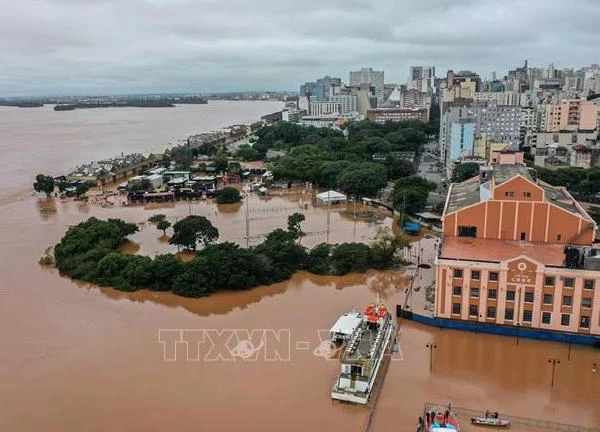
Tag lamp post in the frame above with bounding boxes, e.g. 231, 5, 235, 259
426, 343, 437, 373
548, 357, 560, 388
516, 322, 521, 346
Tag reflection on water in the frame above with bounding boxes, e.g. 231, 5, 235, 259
217, 201, 243, 213
35, 197, 57, 220
84, 269, 404, 318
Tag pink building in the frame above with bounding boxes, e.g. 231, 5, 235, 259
546, 99, 598, 131
436, 164, 600, 337
490, 150, 524, 165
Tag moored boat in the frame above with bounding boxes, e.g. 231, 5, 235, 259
470, 417, 511, 428
425, 406, 460, 432
330, 295, 396, 404
329, 310, 362, 343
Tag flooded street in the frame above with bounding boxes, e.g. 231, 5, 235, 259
0, 106, 599, 432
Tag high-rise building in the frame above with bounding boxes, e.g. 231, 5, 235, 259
545, 99, 598, 131
314, 76, 342, 100
349, 68, 384, 103
449, 120, 476, 161
300, 82, 316, 97
408, 65, 435, 92
329, 95, 357, 114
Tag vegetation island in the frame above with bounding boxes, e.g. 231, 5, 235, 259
50, 214, 410, 298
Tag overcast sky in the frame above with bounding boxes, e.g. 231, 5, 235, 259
1, 0, 598, 96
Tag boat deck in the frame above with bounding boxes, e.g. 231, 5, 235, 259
344, 324, 379, 361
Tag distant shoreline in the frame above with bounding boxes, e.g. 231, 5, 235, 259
53, 102, 177, 111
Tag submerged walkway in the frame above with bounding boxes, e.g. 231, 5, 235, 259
424, 402, 600, 432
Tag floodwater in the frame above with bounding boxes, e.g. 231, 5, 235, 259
0, 100, 283, 203
0, 106, 599, 432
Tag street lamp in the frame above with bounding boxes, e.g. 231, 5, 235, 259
426, 343, 438, 373
548, 357, 561, 388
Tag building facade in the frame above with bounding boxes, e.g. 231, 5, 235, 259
350, 68, 384, 103
449, 121, 476, 161
546, 99, 598, 131
436, 164, 600, 337
366, 107, 428, 124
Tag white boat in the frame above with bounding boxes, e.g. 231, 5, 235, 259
329, 311, 362, 343
470, 417, 511, 428
331, 295, 396, 405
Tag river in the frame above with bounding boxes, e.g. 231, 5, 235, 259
0, 100, 283, 203
0, 103, 598, 431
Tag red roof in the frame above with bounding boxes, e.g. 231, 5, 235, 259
440, 236, 565, 266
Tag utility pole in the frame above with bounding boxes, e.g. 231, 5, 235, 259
426, 343, 437, 373
548, 357, 560, 388
326, 190, 331, 244
400, 192, 406, 228
245, 197, 250, 248
353, 195, 357, 242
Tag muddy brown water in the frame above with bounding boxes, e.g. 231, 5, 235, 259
0, 196, 598, 432
0, 106, 599, 431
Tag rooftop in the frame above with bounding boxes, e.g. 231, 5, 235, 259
445, 164, 589, 219
440, 236, 565, 266
490, 163, 532, 185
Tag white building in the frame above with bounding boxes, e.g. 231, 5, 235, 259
329, 95, 357, 114
473, 91, 520, 106
349, 68, 384, 103
310, 101, 341, 116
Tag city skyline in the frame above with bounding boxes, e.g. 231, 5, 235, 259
1, 0, 599, 96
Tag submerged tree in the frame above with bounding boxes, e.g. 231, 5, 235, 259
33, 174, 55, 196
287, 212, 306, 241
157, 219, 171, 235
169, 215, 219, 251
370, 228, 411, 269
215, 187, 241, 204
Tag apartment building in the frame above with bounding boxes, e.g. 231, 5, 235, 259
546, 99, 598, 131
436, 164, 600, 337
349, 68, 384, 103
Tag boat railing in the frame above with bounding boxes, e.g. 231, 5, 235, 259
424, 402, 600, 432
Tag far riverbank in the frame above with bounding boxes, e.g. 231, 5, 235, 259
0, 100, 284, 205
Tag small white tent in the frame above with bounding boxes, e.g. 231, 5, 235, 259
316, 190, 347, 204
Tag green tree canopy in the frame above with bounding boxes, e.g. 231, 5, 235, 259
157, 219, 171, 235
370, 228, 411, 269
392, 176, 437, 215
212, 150, 229, 173
331, 242, 372, 275
336, 162, 388, 197
452, 162, 480, 183
169, 215, 219, 251
287, 212, 306, 241
215, 187, 242, 204
33, 174, 55, 196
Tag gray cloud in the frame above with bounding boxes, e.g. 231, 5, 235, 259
0, 0, 598, 96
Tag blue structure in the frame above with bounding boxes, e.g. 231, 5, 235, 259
406, 311, 600, 347
449, 120, 475, 161
403, 222, 421, 235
